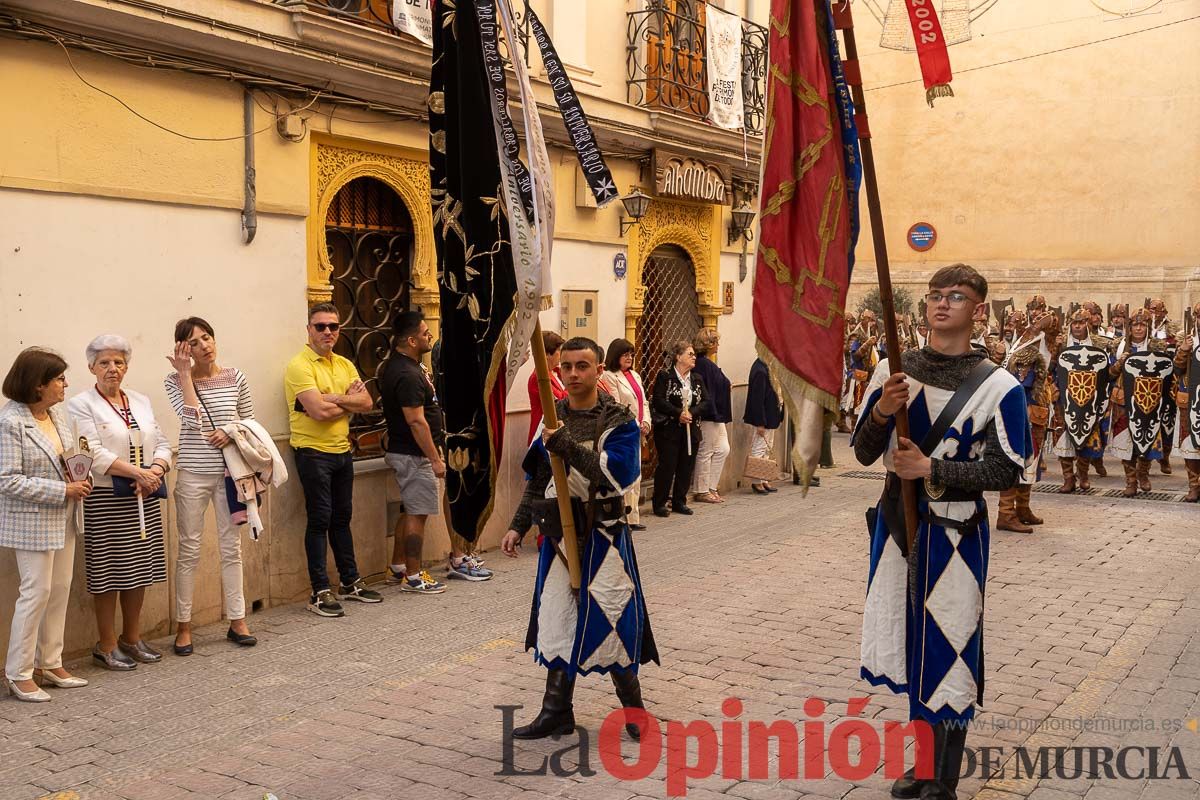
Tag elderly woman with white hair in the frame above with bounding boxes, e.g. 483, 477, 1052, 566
67, 334, 172, 671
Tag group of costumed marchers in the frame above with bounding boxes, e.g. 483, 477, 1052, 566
842, 297, 1199, 525
432, 3, 1200, 800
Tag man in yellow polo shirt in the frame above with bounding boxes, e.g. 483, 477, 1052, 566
285, 302, 382, 617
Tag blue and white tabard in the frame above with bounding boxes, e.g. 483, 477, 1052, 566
523, 413, 658, 676
854, 359, 1031, 723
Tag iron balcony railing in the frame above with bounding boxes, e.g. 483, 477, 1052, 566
626, 0, 768, 135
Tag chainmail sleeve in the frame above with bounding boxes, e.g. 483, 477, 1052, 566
508, 460, 551, 537
854, 414, 892, 466
929, 418, 1022, 492
545, 427, 610, 486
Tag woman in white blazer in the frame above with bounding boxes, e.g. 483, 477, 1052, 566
67, 335, 172, 672
600, 339, 651, 529
1, 347, 92, 702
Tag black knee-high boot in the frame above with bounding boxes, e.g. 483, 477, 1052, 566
919, 722, 968, 800
513, 669, 576, 739
610, 670, 649, 741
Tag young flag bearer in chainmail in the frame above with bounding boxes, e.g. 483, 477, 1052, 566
853, 264, 1033, 800
501, 337, 658, 740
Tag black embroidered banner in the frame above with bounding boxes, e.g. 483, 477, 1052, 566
524, 7, 617, 207
429, 0, 517, 541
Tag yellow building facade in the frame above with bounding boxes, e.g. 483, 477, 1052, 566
0, 0, 1195, 656
0, 0, 770, 655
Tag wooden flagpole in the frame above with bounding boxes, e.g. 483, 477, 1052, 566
837, 2, 920, 552
529, 320, 583, 590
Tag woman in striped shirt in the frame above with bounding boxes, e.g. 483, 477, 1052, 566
164, 317, 257, 655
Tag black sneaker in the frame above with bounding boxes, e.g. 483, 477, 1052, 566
337, 578, 383, 603
308, 589, 345, 618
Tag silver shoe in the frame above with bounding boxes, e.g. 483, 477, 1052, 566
6, 678, 51, 702
118, 639, 162, 664
93, 644, 137, 671
36, 670, 88, 689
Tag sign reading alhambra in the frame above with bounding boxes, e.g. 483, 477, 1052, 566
652, 150, 732, 205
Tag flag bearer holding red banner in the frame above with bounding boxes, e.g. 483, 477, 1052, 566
855, 265, 1032, 800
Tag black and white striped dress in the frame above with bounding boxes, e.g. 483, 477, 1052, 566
82, 418, 167, 594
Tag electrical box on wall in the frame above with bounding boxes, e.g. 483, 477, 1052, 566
560, 290, 599, 341
575, 168, 598, 209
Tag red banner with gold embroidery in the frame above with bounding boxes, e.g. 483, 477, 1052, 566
753, 0, 859, 485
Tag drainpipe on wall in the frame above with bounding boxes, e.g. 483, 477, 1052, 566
241, 88, 258, 245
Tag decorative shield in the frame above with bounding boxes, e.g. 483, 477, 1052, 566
1123, 353, 1175, 458
1160, 370, 1179, 445
1189, 346, 1200, 449
1056, 345, 1110, 448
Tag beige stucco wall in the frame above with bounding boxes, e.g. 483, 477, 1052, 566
842, 0, 1199, 312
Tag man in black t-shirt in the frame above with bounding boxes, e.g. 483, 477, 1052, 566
381, 313, 491, 594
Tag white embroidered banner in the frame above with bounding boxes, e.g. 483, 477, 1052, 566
705, 4, 744, 131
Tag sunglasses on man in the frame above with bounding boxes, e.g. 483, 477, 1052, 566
312, 322, 340, 332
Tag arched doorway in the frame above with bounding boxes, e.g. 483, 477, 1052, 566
324, 175, 415, 457
635, 244, 704, 471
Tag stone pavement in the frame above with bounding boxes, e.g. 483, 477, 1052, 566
2, 436, 1199, 800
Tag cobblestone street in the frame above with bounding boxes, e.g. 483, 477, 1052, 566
2, 437, 1199, 800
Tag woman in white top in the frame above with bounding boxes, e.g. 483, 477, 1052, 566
600, 339, 651, 529
1, 348, 91, 702
164, 316, 257, 655
67, 335, 172, 671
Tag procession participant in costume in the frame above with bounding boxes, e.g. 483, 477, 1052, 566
1082, 302, 1109, 343
855, 265, 1030, 800
1110, 310, 1173, 496
997, 310, 1053, 531
1051, 310, 1119, 493
915, 318, 930, 350
1147, 299, 1180, 474
501, 337, 657, 740
838, 315, 860, 432
1027, 295, 1048, 317
1173, 305, 1199, 502
849, 311, 881, 414
1108, 304, 1129, 341
1082, 305, 1115, 476
1148, 298, 1179, 344
1002, 309, 1027, 351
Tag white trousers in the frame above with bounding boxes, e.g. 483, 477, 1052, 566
5, 520, 77, 682
174, 470, 245, 623
692, 421, 731, 494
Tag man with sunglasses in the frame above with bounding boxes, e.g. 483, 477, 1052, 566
285, 303, 382, 617
853, 264, 1032, 800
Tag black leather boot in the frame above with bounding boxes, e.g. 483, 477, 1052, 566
513, 669, 576, 739
610, 669, 650, 741
919, 722, 968, 800
891, 767, 924, 798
